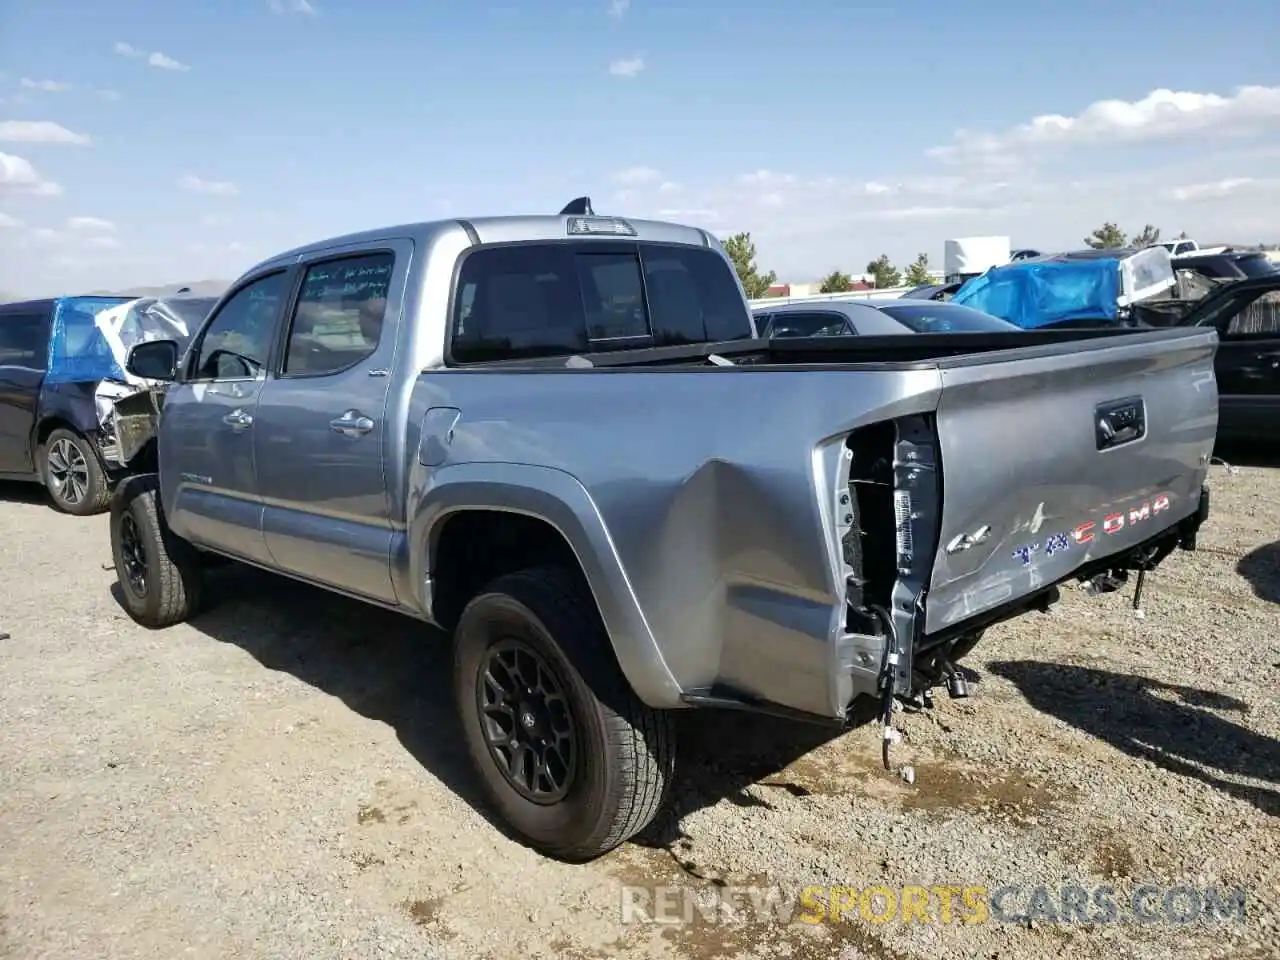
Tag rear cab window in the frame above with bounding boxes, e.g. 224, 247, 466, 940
448, 241, 753, 363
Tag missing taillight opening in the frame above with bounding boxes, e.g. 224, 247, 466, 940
843, 420, 897, 633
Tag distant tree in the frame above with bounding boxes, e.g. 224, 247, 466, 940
865, 254, 902, 289
1084, 222, 1128, 249
903, 253, 932, 287
722, 232, 777, 300
1131, 225, 1162, 248
819, 270, 853, 293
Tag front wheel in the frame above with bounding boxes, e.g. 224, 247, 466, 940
109, 474, 203, 628
41, 427, 110, 515
453, 566, 676, 862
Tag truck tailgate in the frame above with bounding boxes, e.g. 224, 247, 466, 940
925, 327, 1218, 634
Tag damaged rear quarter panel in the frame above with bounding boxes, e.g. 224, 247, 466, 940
414, 364, 942, 718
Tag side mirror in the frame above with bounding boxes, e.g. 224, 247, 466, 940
126, 339, 180, 381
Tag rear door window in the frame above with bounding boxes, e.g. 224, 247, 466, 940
283, 251, 395, 376
449, 242, 752, 363
0, 312, 49, 367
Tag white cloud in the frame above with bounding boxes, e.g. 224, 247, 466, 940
179, 173, 239, 196
860, 205, 988, 222
611, 165, 661, 185
0, 120, 91, 145
115, 41, 190, 71
608, 56, 644, 78
68, 216, 116, 232
148, 52, 190, 71
19, 78, 70, 92
84, 235, 121, 250
608, 0, 630, 17
597, 144, 1280, 280
0, 213, 22, 228
931, 84, 1280, 165
737, 169, 796, 187
0, 152, 61, 196
1165, 177, 1280, 202
268, 0, 317, 13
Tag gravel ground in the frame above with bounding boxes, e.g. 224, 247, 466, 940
1, 457, 1277, 960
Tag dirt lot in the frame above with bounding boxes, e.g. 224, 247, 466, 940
1, 458, 1277, 960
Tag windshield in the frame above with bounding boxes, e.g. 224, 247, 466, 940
1236, 255, 1279, 279
877, 302, 1020, 333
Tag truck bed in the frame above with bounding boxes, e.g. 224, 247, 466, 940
415, 324, 1217, 717
462, 325, 1163, 370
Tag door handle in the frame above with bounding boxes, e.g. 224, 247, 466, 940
222, 408, 253, 430
329, 410, 374, 437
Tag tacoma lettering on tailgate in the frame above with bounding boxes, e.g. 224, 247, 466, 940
1012, 493, 1172, 567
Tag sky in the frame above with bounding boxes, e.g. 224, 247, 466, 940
1, 0, 1279, 296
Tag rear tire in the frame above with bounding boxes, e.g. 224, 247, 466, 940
109, 474, 203, 628
40, 427, 110, 516
453, 565, 675, 862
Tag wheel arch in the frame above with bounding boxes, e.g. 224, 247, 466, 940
406, 462, 683, 709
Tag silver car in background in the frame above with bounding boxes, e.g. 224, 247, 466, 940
753, 297, 1022, 338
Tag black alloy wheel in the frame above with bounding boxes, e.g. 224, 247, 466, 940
476, 637, 578, 804
117, 514, 148, 598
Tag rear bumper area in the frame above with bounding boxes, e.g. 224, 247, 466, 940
677, 484, 1211, 728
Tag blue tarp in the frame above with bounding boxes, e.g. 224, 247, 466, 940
45, 296, 128, 384
950, 258, 1122, 329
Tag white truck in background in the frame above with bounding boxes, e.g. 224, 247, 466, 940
1156, 239, 1229, 258
943, 236, 1012, 283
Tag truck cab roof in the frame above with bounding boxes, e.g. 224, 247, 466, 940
255, 212, 721, 273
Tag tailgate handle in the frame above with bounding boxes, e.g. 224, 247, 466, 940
1095, 396, 1146, 451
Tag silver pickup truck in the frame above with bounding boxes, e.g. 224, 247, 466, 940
108, 199, 1217, 862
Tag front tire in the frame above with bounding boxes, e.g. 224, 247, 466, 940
109, 474, 203, 628
41, 427, 110, 516
453, 566, 675, 862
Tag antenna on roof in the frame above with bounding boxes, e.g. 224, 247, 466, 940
559, 196, 594, 216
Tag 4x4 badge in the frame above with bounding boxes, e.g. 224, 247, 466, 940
945, 524, 992, 554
